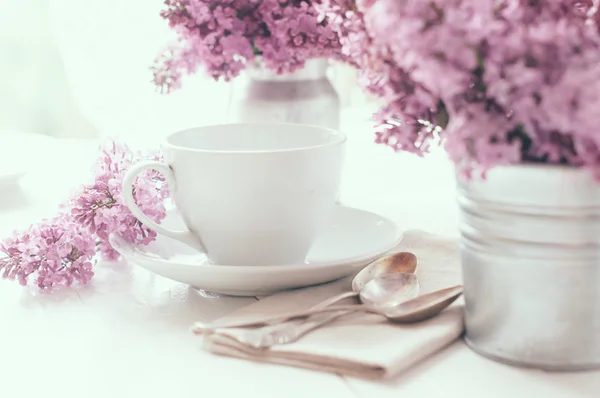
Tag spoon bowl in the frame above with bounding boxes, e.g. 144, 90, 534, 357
359, 273, 421, 307
384, 284, 464, 323
351, 252, 418, 293
315, 251, 419, 307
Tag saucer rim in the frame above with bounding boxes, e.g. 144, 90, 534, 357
109, 204, 402, 271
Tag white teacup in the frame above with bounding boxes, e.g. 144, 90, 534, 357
122, 123, 346, 266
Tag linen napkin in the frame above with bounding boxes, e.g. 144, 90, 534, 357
199, 230, 464, 380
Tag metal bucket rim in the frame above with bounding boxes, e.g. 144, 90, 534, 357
457, 163, 600, 208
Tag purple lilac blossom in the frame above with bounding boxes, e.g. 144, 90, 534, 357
151, 0, 347, 93
322, 0, 600, 177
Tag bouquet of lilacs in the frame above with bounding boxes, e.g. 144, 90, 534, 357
152, 0, 347, 93
319, 0, 600, 177
0, 141, 170, 290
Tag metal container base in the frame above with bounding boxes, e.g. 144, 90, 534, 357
465, 338, 600, 372
458, 164, 600, 369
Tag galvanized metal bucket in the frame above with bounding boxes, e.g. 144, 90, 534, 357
457, 164, 600, 370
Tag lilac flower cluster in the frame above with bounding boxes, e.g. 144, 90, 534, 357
323, 0, 600, 177
151, 0, 346, 93
314, 1, 395, 98
0, 217, 96, 289
0, 141, 169, 290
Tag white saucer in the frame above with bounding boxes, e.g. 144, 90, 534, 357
109, 205, 402, 296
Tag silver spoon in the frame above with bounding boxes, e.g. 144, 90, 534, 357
228, 282, 464, 344
191, 252, 418, 335
283, 282, 463, 322
240, 272, 420, 348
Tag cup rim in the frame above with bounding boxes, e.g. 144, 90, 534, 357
163, 122, 347, 154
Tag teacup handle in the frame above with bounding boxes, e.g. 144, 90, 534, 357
121, 160, 206, 253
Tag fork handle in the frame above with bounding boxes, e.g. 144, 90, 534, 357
241, 309, 355, 348
238, 291, 358, 348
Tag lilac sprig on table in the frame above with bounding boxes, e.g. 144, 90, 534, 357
0, 141, 169, 290
322, 0, 600, 177
0, 217, 97, 289
151, 0, 346, 93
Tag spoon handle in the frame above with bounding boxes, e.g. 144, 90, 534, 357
239, 309, 355, 348
311, 290, 359, 309
191, 291, 358, 334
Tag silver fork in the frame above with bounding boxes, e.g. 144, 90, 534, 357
237, 291, 359, 348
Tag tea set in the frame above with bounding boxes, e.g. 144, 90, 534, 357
110, 121, 464, 342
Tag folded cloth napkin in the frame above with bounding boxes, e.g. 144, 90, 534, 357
199, 230, 464, 380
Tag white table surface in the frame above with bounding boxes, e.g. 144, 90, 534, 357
1, 117, 599, 398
